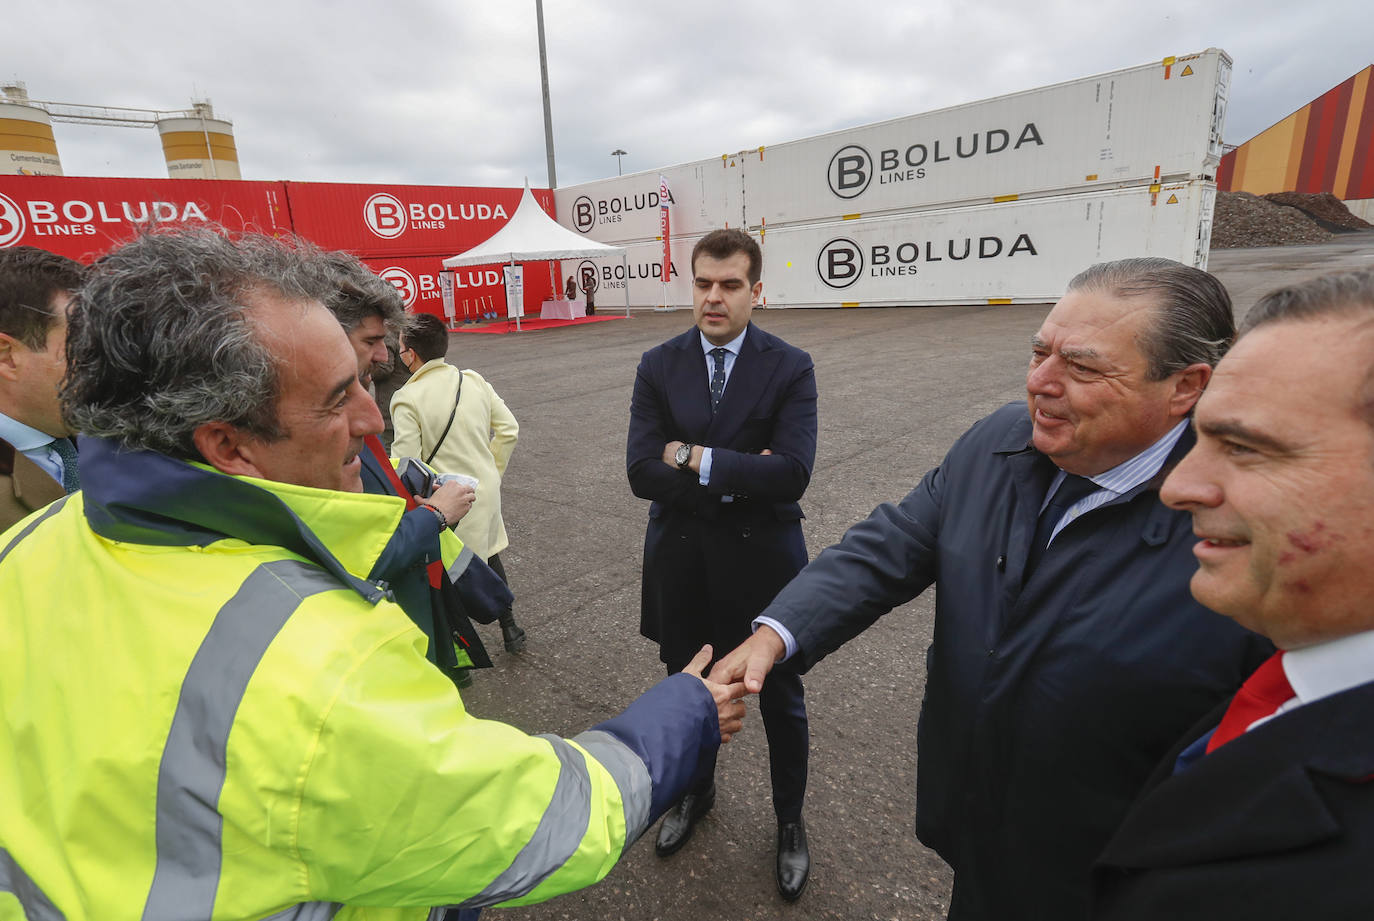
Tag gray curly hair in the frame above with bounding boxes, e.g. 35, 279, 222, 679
62, 227, 336, 460
321, 250, 409, 334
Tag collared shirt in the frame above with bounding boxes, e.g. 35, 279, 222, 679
758, 417, 1190, 662
1040, 418, 1189, 545
1174, 629, 1374, 774
697, 327, 747, 488
1262, 630, 1374, 727
0, 410, 64, 485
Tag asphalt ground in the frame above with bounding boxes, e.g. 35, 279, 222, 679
403, 234, 1374, 921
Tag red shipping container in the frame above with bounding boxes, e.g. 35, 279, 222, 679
285, 182, 555, 259
360, 254, 557, 321
0, 176, 291, 261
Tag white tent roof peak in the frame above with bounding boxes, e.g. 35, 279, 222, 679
442, 182, 624, 268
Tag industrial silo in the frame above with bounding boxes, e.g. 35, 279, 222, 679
0, 84, 63, 176
156, 102, 240, 179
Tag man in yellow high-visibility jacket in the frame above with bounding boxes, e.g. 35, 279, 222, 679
0, 228, 744, 921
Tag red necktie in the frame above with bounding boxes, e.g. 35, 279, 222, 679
1206, 652, 1294, 753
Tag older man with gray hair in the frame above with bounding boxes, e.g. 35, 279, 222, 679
712, 257, 1273, 921
0, 228, 744, 921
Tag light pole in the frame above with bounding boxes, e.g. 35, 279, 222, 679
535, 0, 557, 188
611, 148, 627, 176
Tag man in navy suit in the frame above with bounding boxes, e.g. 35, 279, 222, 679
1092, 268, 1374, 920
627, 228, 817, 901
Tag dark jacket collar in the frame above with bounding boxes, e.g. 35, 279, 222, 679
1100, 679, 1374, 869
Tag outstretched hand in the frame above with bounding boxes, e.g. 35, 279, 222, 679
682, 645, 747, 743
707, 626, 785, 695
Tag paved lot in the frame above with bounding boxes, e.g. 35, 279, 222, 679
419, 235, 1373, 921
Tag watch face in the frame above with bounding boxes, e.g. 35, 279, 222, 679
676, 444, 691, 467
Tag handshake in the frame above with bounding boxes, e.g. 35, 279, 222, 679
681, 626, 788, 743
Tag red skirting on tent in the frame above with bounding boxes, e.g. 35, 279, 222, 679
454, 315, 626, 334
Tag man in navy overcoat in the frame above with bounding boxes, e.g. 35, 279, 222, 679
627, 228, 817, 902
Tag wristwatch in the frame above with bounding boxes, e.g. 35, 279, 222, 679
675, 443, 695, 470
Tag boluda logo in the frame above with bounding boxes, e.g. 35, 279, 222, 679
380, 267, 418, 307
819, 233, 1038, 287
827, 147, 873, 200
1, 197, 209, 243
0, 193, 26, 247
365, 194, 407, 239
382, 266, 502, 307
817, 238, 863, 289
571, 188, 674, 234
364, 193, 510, 239
827, 123, 1046, 199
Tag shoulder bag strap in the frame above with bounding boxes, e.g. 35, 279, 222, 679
424, 370, 463, 466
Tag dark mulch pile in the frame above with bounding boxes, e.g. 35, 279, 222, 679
1210, 192, 1333, 248
1263, 191, 1374, 231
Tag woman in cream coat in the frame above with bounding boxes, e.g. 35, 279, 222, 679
391, 313, 527, 652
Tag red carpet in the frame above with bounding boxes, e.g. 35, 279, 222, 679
454, 314, 626, 334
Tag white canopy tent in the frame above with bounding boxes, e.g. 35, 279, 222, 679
442, 182, 628, 329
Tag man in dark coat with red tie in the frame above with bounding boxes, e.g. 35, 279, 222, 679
627, 228, 817, 901
710, 258, 1274, 921
1092, 268, 1374, 920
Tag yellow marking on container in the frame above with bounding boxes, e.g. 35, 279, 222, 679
1162, 56, 1177, 66
987, 298, 1013, 305
1166, 193, 1179, 204
842, 213, 862, 220
1181, 65, 1194, 77
786, 261, 793, 268
841, 302, 860, 308
1085, 174, 1098, 181
1149, 183, 1162, 194
993, 194, 1019, 203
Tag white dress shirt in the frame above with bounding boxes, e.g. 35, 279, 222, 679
0, 410, 65, 485
696, 327, 747, 488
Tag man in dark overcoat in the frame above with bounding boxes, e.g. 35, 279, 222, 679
627, 228, 817, 901
712, 258, 1274, 920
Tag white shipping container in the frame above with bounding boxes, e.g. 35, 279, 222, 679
760, 182, 1215, 308
558, 236, 698, 309
553, 157, 744, 246
743, 49, 1230, 230
567, 182, 1213, 309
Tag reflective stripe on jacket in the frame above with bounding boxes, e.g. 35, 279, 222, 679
0, 438, 717, 921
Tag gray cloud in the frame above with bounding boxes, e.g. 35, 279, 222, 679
6, 0, 1368, 188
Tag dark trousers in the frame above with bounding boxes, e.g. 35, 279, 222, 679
667, 650, 808, 822
650, 512, 809, 822
487, 553, 513, 620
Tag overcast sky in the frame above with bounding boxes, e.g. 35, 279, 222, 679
5, 1, 1369, 189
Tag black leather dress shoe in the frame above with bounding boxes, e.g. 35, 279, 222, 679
776, 818, 810, 902
654, 785, 716, 857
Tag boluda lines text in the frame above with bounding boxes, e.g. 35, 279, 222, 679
15, 198, 210, 239
828, 123, 1046, 199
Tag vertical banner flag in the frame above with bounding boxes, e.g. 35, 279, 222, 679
659, 174, 671, 283
439, 270, 456, 320
503, 265, 525, 318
